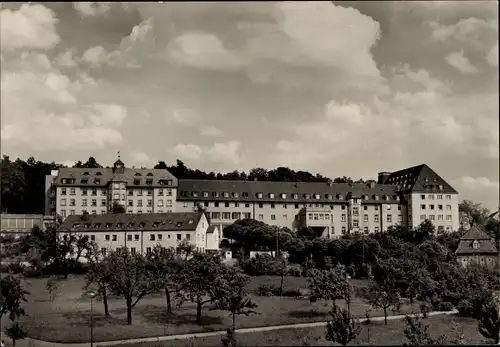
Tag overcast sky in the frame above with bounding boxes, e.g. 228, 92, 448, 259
1, 2, 498, 210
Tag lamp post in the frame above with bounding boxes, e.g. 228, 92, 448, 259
89, 292, 95, 347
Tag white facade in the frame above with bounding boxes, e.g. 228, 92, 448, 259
409, 192, 459, 232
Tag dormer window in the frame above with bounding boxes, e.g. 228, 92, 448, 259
134, 179, 140, 185
139, 222, 146, 228
93, 223, 101, 228
94, 179, 101, 184
257, 193, 263, 198
104, 223, 112, 228
202, 192, 209, 197
314, 194, 320, 199
223, 192, 229, 198
146, 179, 153, 185
438, 184, 443, 190
83, 223, 90, 228
363, 195, 369, 200
242, 192, 249, 198
326, 194, 333, 200
116, 223, 123, 228
373, 195, 379, 200
72, 223, 80, 228
280, 193, 287, 199
83, 172, 90, 176
96, 172, 102, 176
292, 194, 298, 199
473, 240, 480, 250
176, 222, 183, 227
147, 173, 153, 176
269, 193, 275, 199
134, 173, 141, 176
304, 194, 310, 199
233, 192, 239, 198
337, 194, 343, 200
394, 195, 399, 201
152, 222, 160, 228
127, 222, 134, 227
192, 192, 198, 198
212, 192, 219, 197
81, 179, 88, 184
188, 220, 193, 224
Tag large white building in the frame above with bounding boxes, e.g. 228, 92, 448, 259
46, 159, 460, 238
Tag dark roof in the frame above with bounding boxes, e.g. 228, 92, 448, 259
207, 225, 216, 234
455, 226, 499, 255
384, 164, 458, 194
58, 212, 203, 232
176, 180, 402, 204
54, 168, 178, 188
488, 210, 499, 220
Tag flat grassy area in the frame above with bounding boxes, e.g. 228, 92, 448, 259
6, 275, 421, 343
110, 315, 490, 346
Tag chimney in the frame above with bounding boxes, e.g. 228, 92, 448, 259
377, 172, 391, 184
368, 181, 375, 188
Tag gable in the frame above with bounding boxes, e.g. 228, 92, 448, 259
386, 164, 457, 194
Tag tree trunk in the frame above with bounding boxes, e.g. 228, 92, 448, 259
165, 287, 172, 313
196, 301, 202, 324
384, 308, 388, 325
126, 298, 133, 325
102, 285, 110, 316
12, 338, 16, 346
232, 312, 236, 331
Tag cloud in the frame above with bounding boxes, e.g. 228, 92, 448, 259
81, 46, 112, 66
73, 2, 111, 17
87, 104, 128, 126
445, 50, 479, 74
487, 43, 498, 68
55, 50, 78, 67
428, 17, 496, 42
167, 32, 246, 71
208, 141, 241, 165
130, 151, 151, 164
0, 4, 60, 51
199, 125, 223, 137
168, 144, 203, 161
453, 176, 499, 212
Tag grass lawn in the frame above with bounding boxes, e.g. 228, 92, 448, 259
109, 315, 491, 346
6, 275, 420, 343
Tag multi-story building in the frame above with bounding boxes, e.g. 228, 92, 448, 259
0, 214, 55, 239
46, 158, 178, 218
58, 212, 219, 256
47, 159, 459, 237
455, 225, 499, 267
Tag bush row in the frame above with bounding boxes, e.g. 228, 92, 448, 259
256, 284, 303, 297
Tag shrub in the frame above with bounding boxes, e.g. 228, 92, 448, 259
6, 262, 25, 274
436, 301, 455, 311
257, 284, 278, 296
286, 263, 303, 277
240, 254, 280, 276
281, 289, 302, 297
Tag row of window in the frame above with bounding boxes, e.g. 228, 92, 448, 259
60, 178, 174, 186
101, 233, 192, 241
182, 191, 400, 201
128, 199, 173, 207
307, 213, 402, 223
99, 245, 201, 257
420, 215, 453, 221
420, 204, 452, 210
60, 188, 173, 196
211, 212, 252, 220
420, 194, 451, 200
189, 201, 400, 210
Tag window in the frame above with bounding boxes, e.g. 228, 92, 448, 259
420, 195, 425, 200
101, 248, 107, 256
374, 206, 379, 211
446, 205, 452, 210
90, 235, 95, 241
353, 207, 359, 216
364, 215, 368, 222
211, 212, 220, 219
167, 189, 172, 196
105, 235, 110, 241
70, 188, 76, 195
341, 226, 346, 234
138, 200, 143, 207
60, 210, 66, 217
270, 214, 276, 221
421, 215, 426, 221
91, 199, 97, 206
438, 204, 443, 210
375, 226, 379, 232
258, 203, 263, 208
374, 215, 379, 222
100, 199, 106, 206
245, 203, 250, 208
364, 227, 369, 234
158, 200, 164, 207
341, 214, 346, 222
186, 234, 190, 240
437, 226, 444, 232
473, 240, 479, 249
446, 215, 452, 221
257, 193, 263, 198
61, 188, 67, 195
280, 193, 287, 199
70, 210, 76, 215
244, 212, 252, 218
430, 204, 435, 210
387, 215, 392, 222
437, 195, 442, 200
269, 193, 275, 199
232, 212, 241, 220
341, 205, 346, 210
271, 203, 275, 209
146, 247, 151, 255
314, 214, 319, 220
363, 206, 368, 211
429, 215, 435, 220
166, 200, 172, 207
438, 215, 443, 221
147, 200, 153, 207
421, 204, 426, 209
398, 215, 402, 222
283, 214, 287, 220
225, 202, 230, 208
150, 234, 155, 241
222, 212, 231, 220
130, 248, 136, 255
112, 235, 117, 241
60, 199, 67, 206
82, 199, 88, 206
158, 234, 162, 240
214, 202, 219, 207
446, 195, 451, 200
428, 194, 434, 200
70, 199, 75, 206
258, 214, 264, 220
308, 213, 313, 220
353, 220, 359, 227
295, 203, 299, 209
177, 234, 181, 240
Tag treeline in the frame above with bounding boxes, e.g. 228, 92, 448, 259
0, 155, 363, 215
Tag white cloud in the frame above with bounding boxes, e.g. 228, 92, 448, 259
445, 50, 479, 74
0, 4, 60, 51
167, 32, 246, 71
454, 176, 500, 212
81, 46, 111, 66
199, 125, 223, 137
73, 2, 111, 17
428, 17, 496, 42
130, 151, 151, 164
208, 141, 242, 165
458, 176, 500, 190
87, 104, 127, 126
486, 43, 498, 68
168, 144, 203, 161
56, 50, 78, 67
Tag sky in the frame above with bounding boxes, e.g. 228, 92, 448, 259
1, 1, 499, 211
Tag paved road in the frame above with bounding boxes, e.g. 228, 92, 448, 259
11, 309, 458, 347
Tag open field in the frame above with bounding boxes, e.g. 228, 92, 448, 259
1, 274, 426, 343
109, 315, 490, 347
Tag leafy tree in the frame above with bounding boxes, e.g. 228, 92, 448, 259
459, 200, 490, 230
478, 296, 500, 344
357, 282, 401, 325
176, 239, 195, 260
5, 322, 27, 346
106, 247, 159, 324
0, 275, 29, 321
146, 245, 184, 313
45, 276, 59, 302
83, 244, 112, 316
403, 314, 434, 346
111, 201, 126, 214
325, 305, 362, 346
308, 265, 350, 309
175, 252, 225, 324
0, 155, 27, 213
212, 267, 258, 330
221, 328, 237, 347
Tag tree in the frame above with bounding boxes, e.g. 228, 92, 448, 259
83, 244, 112, 316
212, 267, 258, 330
5, 322, 27, 346
45, 276, 59, 302
459, 200, 490, 230
0, 275, 29, 321
176, 239, 195, 260
111, 201, 126, 214
357, 282, 401, 325
308, 265, 350, 309
106, 247, 159, 325
146, 245, 184, 313
478, 296, 500, 344
325, 305, 362, 346
403, 314, 434, 346
176, 252, 225, 324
